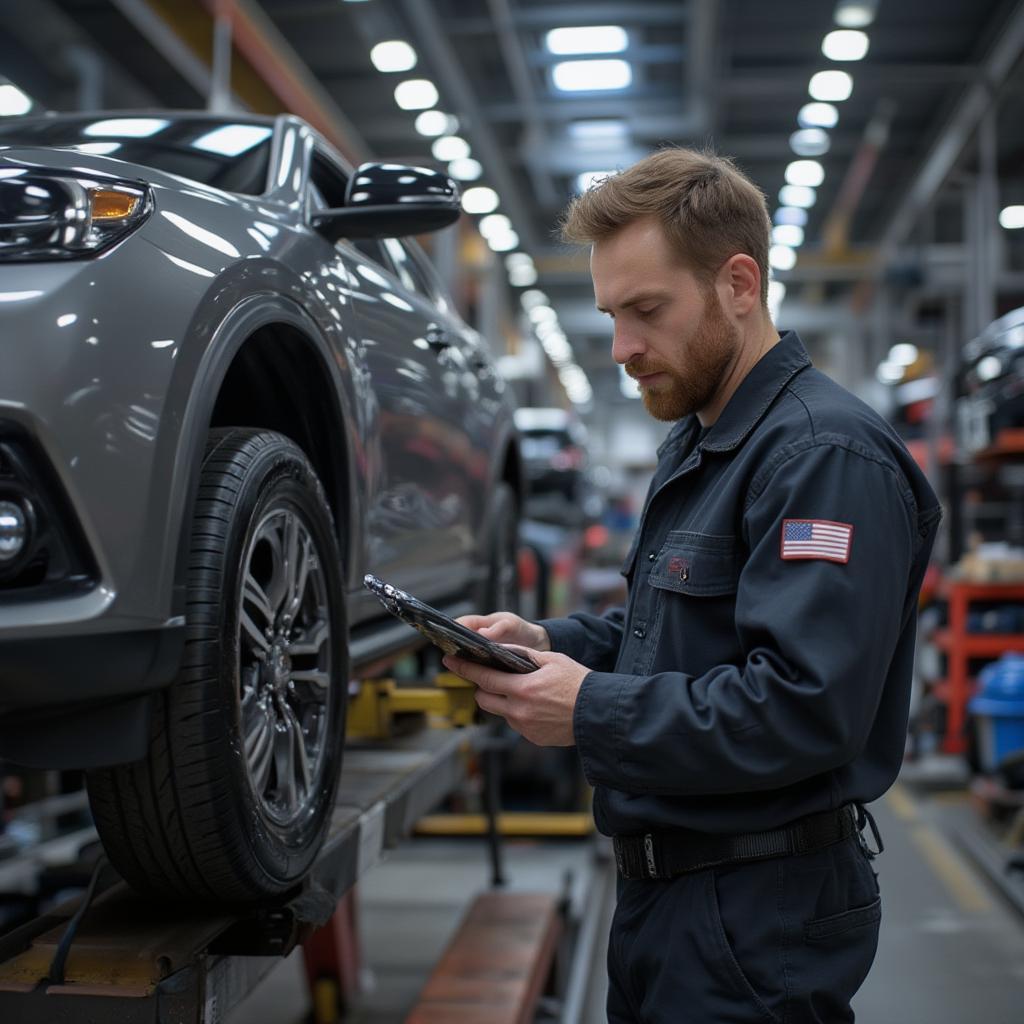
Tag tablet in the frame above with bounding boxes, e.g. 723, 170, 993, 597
363, 574, 539, 673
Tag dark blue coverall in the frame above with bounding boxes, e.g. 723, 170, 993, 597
539, 332, 941, 1023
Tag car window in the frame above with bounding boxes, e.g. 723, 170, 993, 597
381, 237, 432, 298
402, 239, 455, 317
0, 116, 273, 195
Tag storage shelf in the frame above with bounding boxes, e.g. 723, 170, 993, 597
932, 630, 1024, 656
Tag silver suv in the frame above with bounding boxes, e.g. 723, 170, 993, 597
0, 112, 522, 903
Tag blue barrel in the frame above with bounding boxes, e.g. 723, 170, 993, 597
969, 653, 1024, 772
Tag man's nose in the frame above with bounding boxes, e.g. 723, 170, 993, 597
611, 322, 644, 366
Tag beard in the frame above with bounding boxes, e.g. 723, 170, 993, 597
626, 288, 739, 422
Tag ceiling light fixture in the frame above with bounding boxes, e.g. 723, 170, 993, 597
779, 185, 817, 208
488, 231, 519, 253
462, 186, 500, 214
431, 135, 470, 161
479, 213, 512, 239
775, 206, 808, 227
415, 110, 457, 136
772, 224, 805, 247
568, 119, 628, 141
822, 29, 870, 61
521, 289, 549, 310
834, 1, 877, 28
448, 158, 482, 181
576, 170, 616, 193
769, 245, 797, 271
785, 160, 825, 187
809, 70, 853, 101
394, 79, 439, 110
889, 343, 919, 366
790, 128, 830, 157
509, 264, 538, 287
370, 40, 418, 73
545, 25, 628, 55
552, 59, 632, 92
999, 205, 1024, 229
798, 102, 839, 128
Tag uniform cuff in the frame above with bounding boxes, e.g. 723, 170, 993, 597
572, 670, 630, 789
537, 616, 591, 661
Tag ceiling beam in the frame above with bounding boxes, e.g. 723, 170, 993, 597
399, 0, 540, 251
447, 3, 688, 33
877, 0, 1024, 264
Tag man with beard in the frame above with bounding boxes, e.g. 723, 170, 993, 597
446, 149, 941, 1022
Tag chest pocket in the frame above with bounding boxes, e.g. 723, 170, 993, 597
648, 531, 740, 596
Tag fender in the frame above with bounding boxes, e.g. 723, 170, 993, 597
155, 293, 364, 619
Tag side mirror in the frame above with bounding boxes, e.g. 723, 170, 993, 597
313, 162, 461, 240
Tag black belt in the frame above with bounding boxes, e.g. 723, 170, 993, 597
613, 805, 866, 880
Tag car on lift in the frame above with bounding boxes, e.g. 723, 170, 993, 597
0, 111, 522, 904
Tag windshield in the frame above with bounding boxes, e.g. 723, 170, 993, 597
0, 116, 274, 196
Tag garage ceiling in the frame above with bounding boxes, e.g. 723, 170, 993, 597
3, 0, 1024, 407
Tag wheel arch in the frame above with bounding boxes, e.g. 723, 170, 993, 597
163, 297, 361, 619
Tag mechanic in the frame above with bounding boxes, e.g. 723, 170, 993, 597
447, 148, 941, 1023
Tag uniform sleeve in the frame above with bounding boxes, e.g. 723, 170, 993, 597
572, 441, 919, 795
538, 607, 625, 672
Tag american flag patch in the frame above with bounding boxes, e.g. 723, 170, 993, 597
780, 519, 853, 564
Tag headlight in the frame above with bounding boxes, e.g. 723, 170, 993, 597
0, 171, 151, 261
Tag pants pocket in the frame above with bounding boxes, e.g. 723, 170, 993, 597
707, 869, 784, 1024
804, 896, 881, 942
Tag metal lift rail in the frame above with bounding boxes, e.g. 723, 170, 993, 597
0, 725, 478, 1024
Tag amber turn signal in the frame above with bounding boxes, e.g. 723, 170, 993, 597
90, 189, 139, 220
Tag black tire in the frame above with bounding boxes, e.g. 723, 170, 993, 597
482, 482, 520, 615
87, 429, 347, 905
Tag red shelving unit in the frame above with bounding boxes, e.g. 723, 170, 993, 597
933, 579, 1024, 753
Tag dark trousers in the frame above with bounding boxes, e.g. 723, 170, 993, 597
607, 835, 881, 1023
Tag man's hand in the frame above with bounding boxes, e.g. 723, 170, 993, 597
456, 612, 551, 651
441, 649, 588, 746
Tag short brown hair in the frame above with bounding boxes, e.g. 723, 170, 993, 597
560, 148, 772, 305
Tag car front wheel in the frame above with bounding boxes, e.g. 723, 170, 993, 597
87, 428, 347, 904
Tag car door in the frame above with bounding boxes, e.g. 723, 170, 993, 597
307, 149, 475, 602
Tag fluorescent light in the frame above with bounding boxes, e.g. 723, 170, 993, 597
545, 26, 628, 55
772, 224, 805, 247
521, 289, 549, 310
809, 70, 853, 101
999, 205, 1024, 229
568, 119, 627, 141
790, 128, 830, 157
448, 158, 482, 181
415, 110, 457, 136
779, 185, 816, 208
889, 343, 919, 366
462, 186, 499, 214
835, 2, 876, 28
553, 60, 632, 92
823, 29, 869, 61
192, 124, 272, 156
798, 102, 839, 129
785, 160, 825, 187
769, 245, 797, 271
577, 170, 615, 193
84, 118, 168, 137
394, 79, 439, 110
431, 135, 470, 161
529, 304, 558, 324
509, 264, 538, 287
0, 83, 32, 116
370, 40, 418, 72
977, 356, 1003, 382
775, 206, 808, 227
876, 361, 905, 384
488, 231, 519, 253
505, 253, 534, 270
479, 214, 512, 239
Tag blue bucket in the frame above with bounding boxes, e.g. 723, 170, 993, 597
969, 653, 1024, 772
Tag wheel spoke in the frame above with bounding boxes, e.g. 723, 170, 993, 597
282, 703, 312, 797
289, 616, 329, 657
242, 571, 276, 646
272, 714, 297, 811
290, 668, 330, 692
240, 608, 271, 655
285, 532, 313, 621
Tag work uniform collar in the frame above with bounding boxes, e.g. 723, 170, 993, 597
700, 330, 811, 452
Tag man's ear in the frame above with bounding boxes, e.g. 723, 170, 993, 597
718, 254, 761, 317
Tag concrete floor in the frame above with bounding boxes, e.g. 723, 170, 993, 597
227, 776, 1024, 1023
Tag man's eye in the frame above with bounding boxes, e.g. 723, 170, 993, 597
637, 306, 658, 318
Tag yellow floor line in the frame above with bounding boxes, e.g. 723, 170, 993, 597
908, 823, 994, 914
885, 783, 920, 822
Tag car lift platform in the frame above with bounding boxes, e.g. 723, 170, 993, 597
0, 726, 478, 1024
